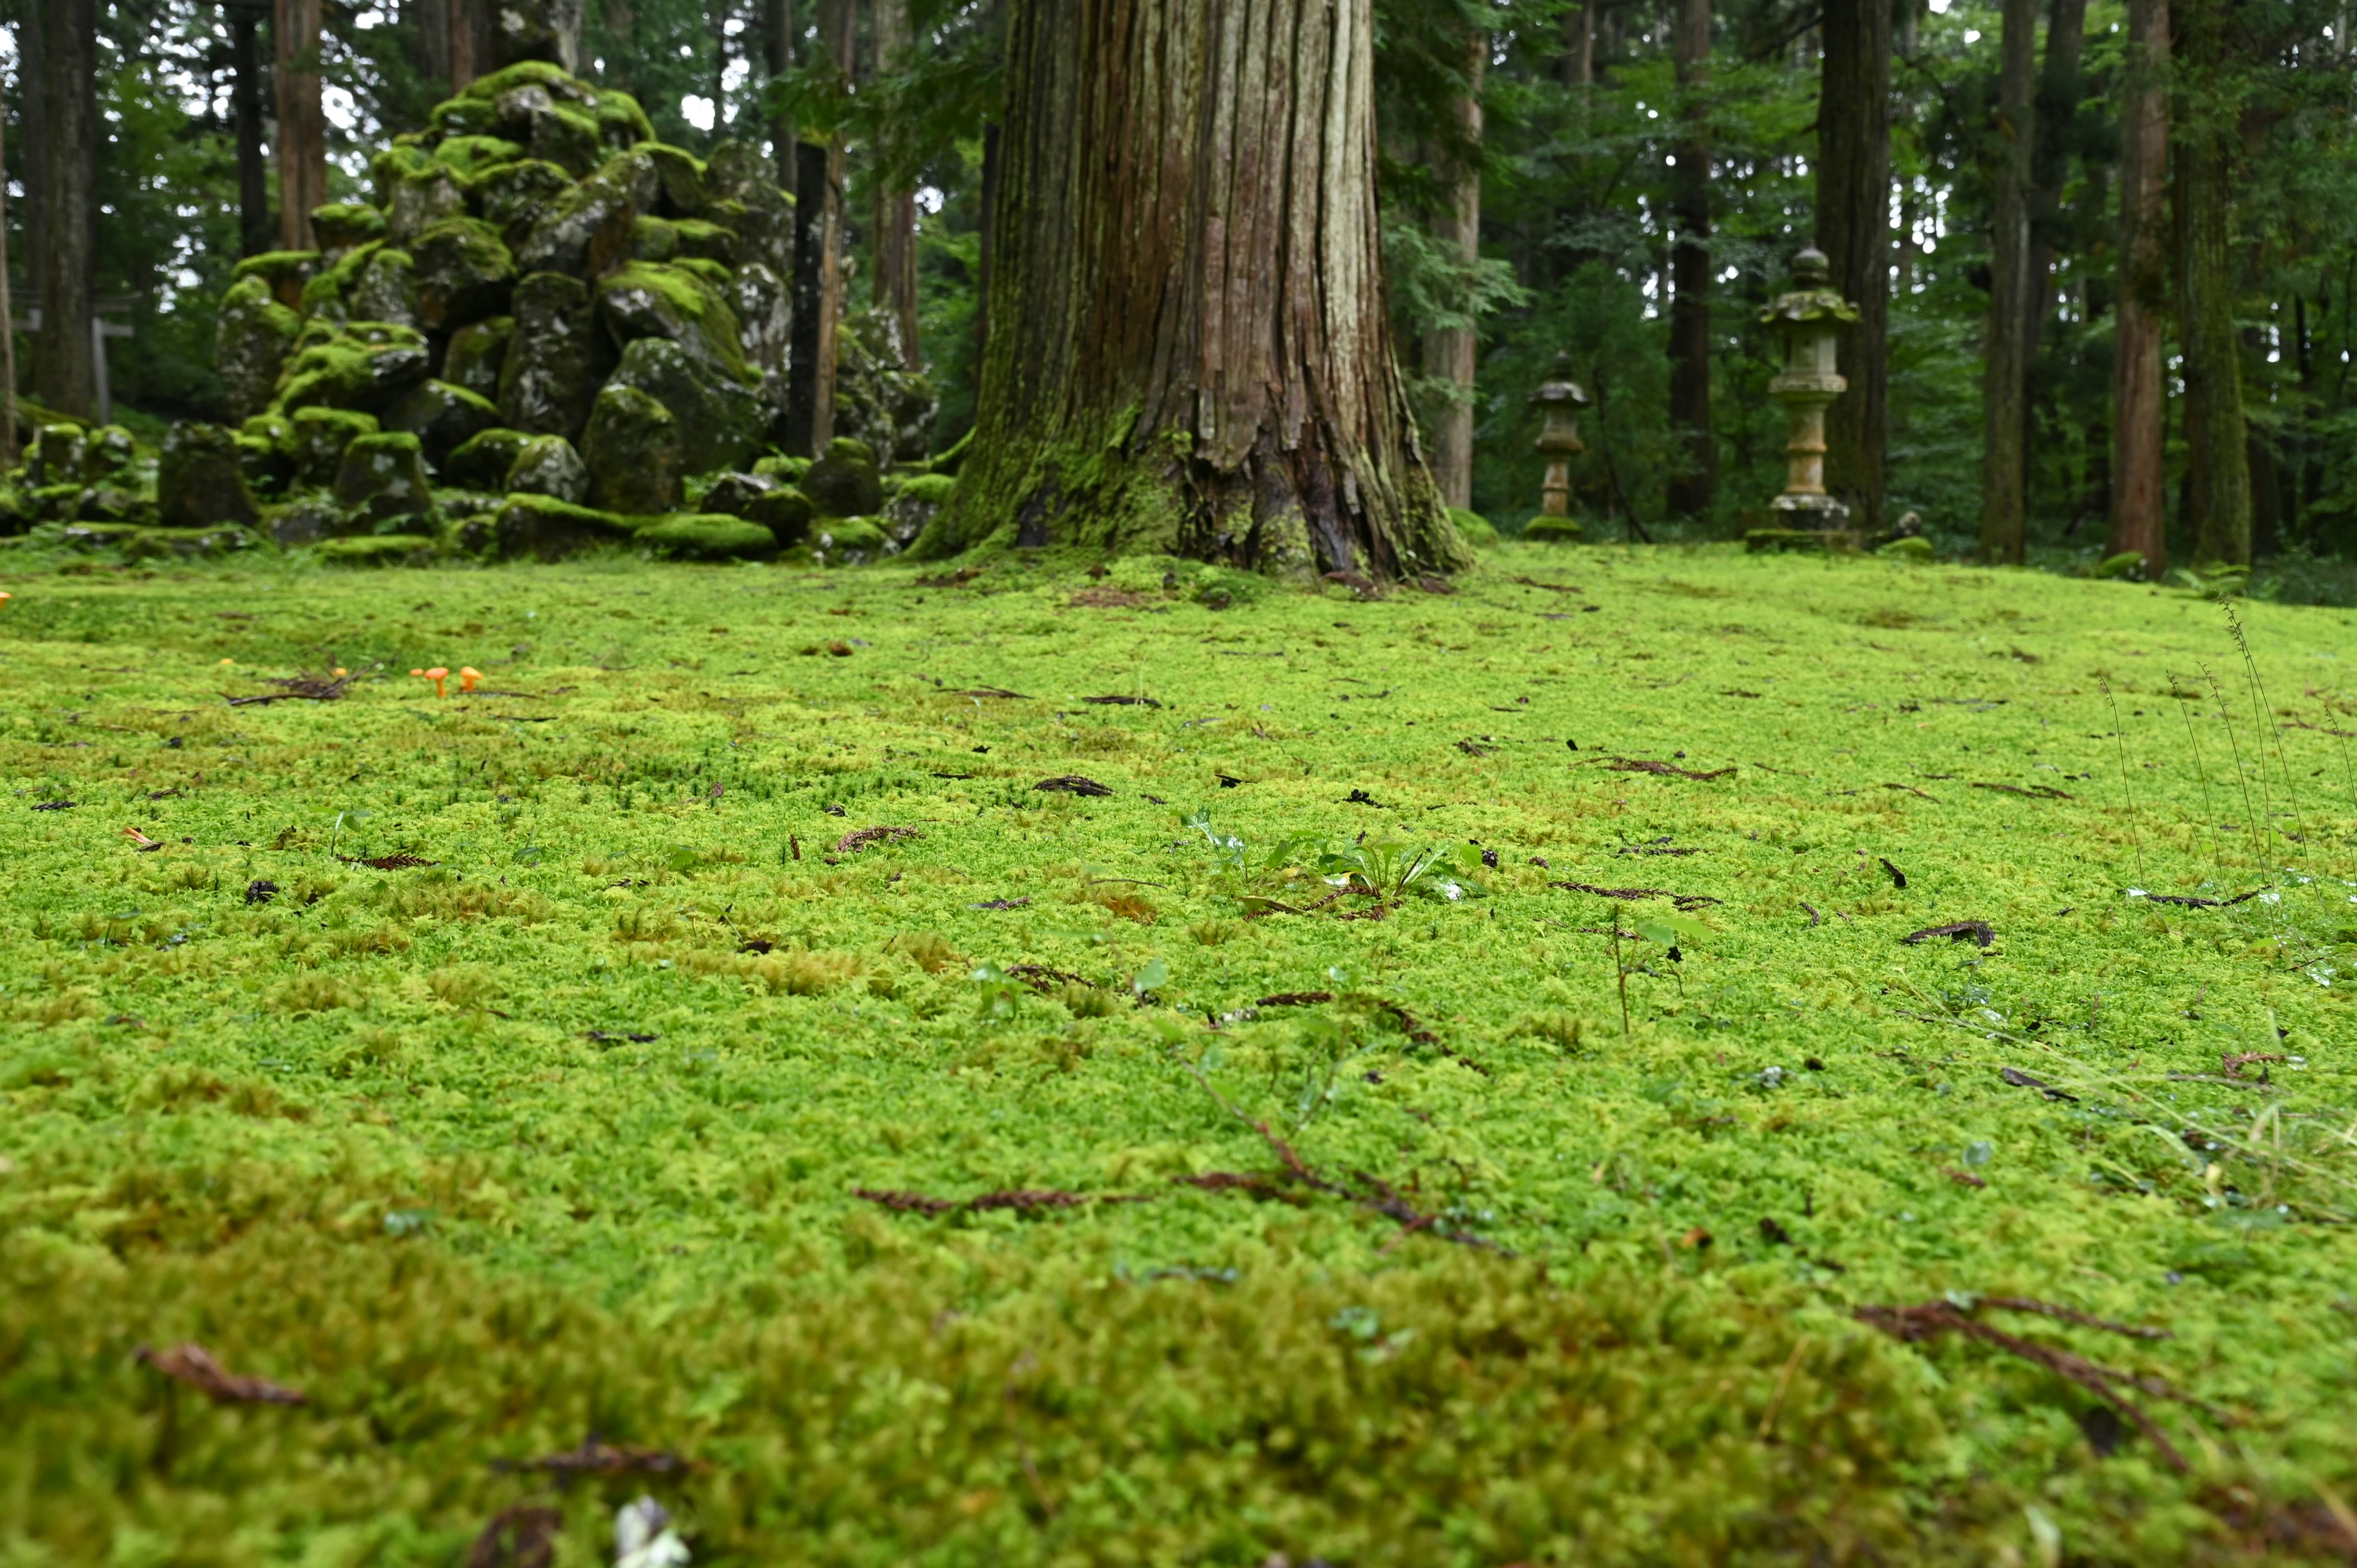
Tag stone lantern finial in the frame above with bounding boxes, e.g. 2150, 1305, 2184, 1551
1759, 248, 1860, 535
1528, 352, 1591, 530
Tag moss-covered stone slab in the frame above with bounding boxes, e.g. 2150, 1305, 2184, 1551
497, 272, 608, 442
268, 496, 344, 547
492, 493, 636, 559
697, 472, 772, 517
350, 247, 421, 328
276, 322, 432, 414
157, 423, 261, 529
595, 261, 753, 387
703, 141, 793, 276
603, 337, 762, 477
810, 514, 887, 564
505, 434, 590, 504
292, 407, 382, 489
581, 383, 682, 514
315, 533, 443, 566
28, 425, 88, 488
1446, 506, 1500, 548
311, 203, 387, 255
635, 512, 775, 560
431, 134, 526, 178
442, 316, 515, 400
387, 165, 471, 248
333, 432, 436, 527
384, 380, 503, 469
123, 525, 258, 560
411, 217, 517, 332
746, 485, 815, 546
228, 249, 319, 312
1522, 516, 1584, 544
803, 438, 883, 519
446, 428, 534, 492
514, 152, 646, 276
473, 158, 576, 250
729, 260, 789, 374
884, 471, 958, 551
215, 276, 304, 423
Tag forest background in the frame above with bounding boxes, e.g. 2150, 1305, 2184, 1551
6, 0, 2357, 589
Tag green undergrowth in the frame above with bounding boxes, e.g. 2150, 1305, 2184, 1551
4, 543, 2356, 1564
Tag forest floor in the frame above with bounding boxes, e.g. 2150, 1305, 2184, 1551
4, 542, 2356, 1566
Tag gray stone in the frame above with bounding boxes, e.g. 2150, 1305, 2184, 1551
276, 322, 432, 412
387, 166, 471, 248
595, 261, 752, 385
729, 260, 789, 375
832, 307, 938, 466
215, 276, 303, 422
350, 248, 421, 328
505, 434, 589, 503
384, 379, 503, 469
803, 437, 883, 519
411, 218, 517, 331
497, 272, 610, 442
292, 407, 382, 488
493, 493, 637, 560
636, 513, 775, 560
580, 383, 681, 514
270, 495, 344, 547
446, 427, 533, 490
473, 158, 575, 250
702, 141, 794, 276
515, 151, 648, 276
603, 336, 762, 477
333, 431, 437, 526
157, 422, 261, 528
698, 471, 773, 517
442, 317, 514, 399
745, 485, 815, 545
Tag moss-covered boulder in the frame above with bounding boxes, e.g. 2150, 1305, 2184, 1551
277, 322, 432, 413
581, 383, 681, 514
746, 485, 815, 546
883, 471, 957, 552
493, 493, 636, 559
698, 472, 772, 517
515, 152, 645, 276
703, 142, 793, 277
317, 533, 443, 566
82, 425, 137, 482
474, 159, 575, 250
832, 308, 937, 466
311, 203, 387, 255
385, 380, 503, 469
412, 218, 517, 331
447, 427, 533, 491
28, 425, 87, 488
430, 134, 525, 177
729, 261, 790, 375
636, 512, 775, 560
810, 514, 887, 564
123, 525, 257, 561
268, 496, 343, 547
505, 434, 590, 503
1523, 516, 1583, 544
292, 407, 382, 489
230, 250, 319, 312
443, 316, 514, 400
387, 165, 471, 248
333, 432, 436, 527
1447, 507, 1500, 548
216, 276, 304, 422
803, 437, 883, 519
595, 261, 752, 385
157, 423, 260, 529
604, 337, 762, 476
497, 272, 608, 441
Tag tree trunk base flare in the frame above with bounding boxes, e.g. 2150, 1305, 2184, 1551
922, 0, 1468, 581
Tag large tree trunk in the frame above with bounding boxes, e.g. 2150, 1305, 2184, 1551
0, 64, 17, 466
231, 4, 273, 257
1665, 0, 1712, 520
764, 0, 797, 190
783, 0, 850, 455
1420, 25, 1483, 512
870, 0, 921, 366
928, 0, 1462, 577
450, 0, 485, 89
418, 0, 453, 88
1816, 0, 1889, 533
2108, 0, 2168, 574
2025, 0, 2086, 364
274, 0, 328, 253
2173, 0, 2250, 566
974, 121, 1000, 374
36, 0, 99, 420
1980, 0, 2034, 563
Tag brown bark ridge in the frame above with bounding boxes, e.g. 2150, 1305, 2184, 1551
1421, 25, 1484, 512
2173, 0, 2251, 566
36, 0, 99, 420
1980, 0, 2035, 563
783, 0, 851, 456
871, 0, 922, 366
926, 0, 1465, 579
450, 0, 485, 90
20, 0, 46, 404
2108, 0, 2169, 575
0, 63, 16, 467
2025, 0, 2087, 365
764, 0, 798, 191
1816, 0, 1889, 534
231, 4, 273, 255
1665, 0, 1713, 520
274, 0, 329, 253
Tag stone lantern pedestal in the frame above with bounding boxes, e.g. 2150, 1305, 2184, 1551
1754, 247, 1860, 547
1525, 352, 1590, 543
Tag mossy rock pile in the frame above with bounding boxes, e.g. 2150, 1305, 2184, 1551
17, 63, 941, 567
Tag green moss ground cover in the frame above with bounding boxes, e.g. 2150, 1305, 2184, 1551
3, 544, 2356, 1565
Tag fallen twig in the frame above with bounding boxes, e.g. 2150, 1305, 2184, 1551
833, 825, 921, 854
853, 1186, 1151, 1216
492, 1434, 699, 1476
1550, 880, 1722, 910
1902, 920, 1994, 947
136, 1343, 305, 1406
1604, 757, 1738, 781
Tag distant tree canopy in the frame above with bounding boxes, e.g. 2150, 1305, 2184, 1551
8, 0, 2357, 570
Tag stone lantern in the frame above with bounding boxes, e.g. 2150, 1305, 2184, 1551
1759, 247, 1860, 531
1528, 352, 1591, 527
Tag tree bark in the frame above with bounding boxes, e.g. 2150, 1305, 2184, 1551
2024, 0, 2086, 365
450, 0, 484, 89
2173, 0, 2250, 565
418, 0, 452, 87
870, 0, 921, 365
1665, 0, 1712, 520
932, 0, 1461, 577
19, 0, 47, 394
975, 120, 1000, 374
274, 0, 328, 253
1816, 0, 1889, 533
1560, 0, 1593, 90
1980, 0, 2035, 563
764, 0, 797, 190
1421, 25, 1484, 512
37, 0, 99, 420
0, 64, 17, 467
231, 4, 273, 257
783, 0, 850, 455
2108, 0, 2167, 574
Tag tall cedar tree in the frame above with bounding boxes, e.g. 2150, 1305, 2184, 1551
1423, 23, 1485, 511
1816, 0, 1889, 532
0, 63, 15, 465
2173, 0, 2251, 565
36, 0, 99, 419
230, 2, 272, 255
930, 0, 1463, 577
2110, 0, 2169, 572
1980, 0, 2035, 562
1665, 0, 1713, 519
274, 0, 328, 250
784, 0, 851, 455
872, 0, 922, 365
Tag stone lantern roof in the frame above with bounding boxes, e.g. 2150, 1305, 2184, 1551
1759, 247, 1861, 327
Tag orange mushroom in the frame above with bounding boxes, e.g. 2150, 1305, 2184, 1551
459, 666, 482, 693
412, 665, 450, 698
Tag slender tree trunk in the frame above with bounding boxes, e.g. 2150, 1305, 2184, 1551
764, 0, 797, 191
37, 0, 99, 420
274, 0, 328, 253
0, 66, 17, 467
783, 0, 850, 455
932, 0, 1461, 577
1561, 0, 1593, 90
418, 0, 453, 87
451, 0, 484, 89
1817, 0, 1889, 533
2025, 0, 2086, 364
2109, 0, 2169, 574
1665, 0, 1713, 519
231, 4, 273, 257
20, 0, 47, 401
1421, 25, 1484, 511
2173, 0, 2250, 565
1980, 0, 2035, 563
870, 0, 921, 365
